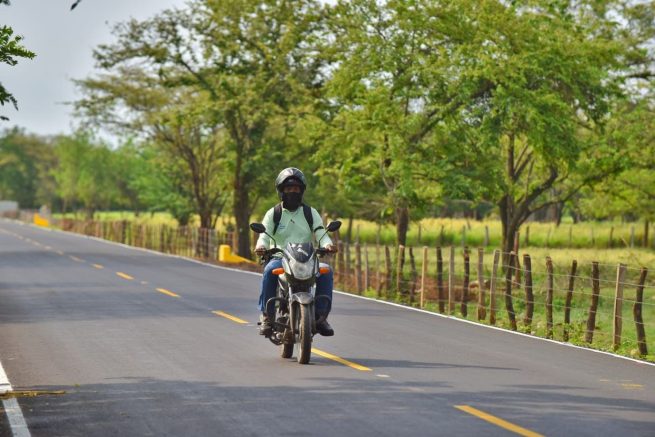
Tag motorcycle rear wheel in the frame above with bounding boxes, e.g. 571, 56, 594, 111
297, 304, 312, 364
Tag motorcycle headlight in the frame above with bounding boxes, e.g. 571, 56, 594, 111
289, 257, 316, 280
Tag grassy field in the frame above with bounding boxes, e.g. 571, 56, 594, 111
55, 211, 653, 249
335, 244, 655, 362
348, 217, 653, 250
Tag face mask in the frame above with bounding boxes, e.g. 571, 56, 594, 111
282, 192, 302, 211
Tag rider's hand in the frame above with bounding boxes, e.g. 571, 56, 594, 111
255, 246, 267, 257
326, 244, 338, 254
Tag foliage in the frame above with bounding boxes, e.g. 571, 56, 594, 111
0, 1, 35, 120
0, 128, 55, 208
52, 132, 120, 217
1, 0, 653, 258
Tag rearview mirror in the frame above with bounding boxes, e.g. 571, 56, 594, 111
326, 221, 341, 232
250, 223, 266, 234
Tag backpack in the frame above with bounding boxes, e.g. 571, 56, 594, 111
272, 203, 322, 235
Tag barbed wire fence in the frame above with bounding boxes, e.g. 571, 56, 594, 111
10, 214, 653, 361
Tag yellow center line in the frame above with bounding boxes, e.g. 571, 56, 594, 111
622, 383, 643, 390
92, 264, 104, 269
313, 348, 372, 372
156, 288, 180, 298
212, 311, 248, 324
69, 256, 84, 262
455, 405, 543, 437
116, 272, 134, 280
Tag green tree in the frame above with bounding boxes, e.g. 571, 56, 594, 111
1, 1, 35, 120
76, 63, 229, 229
128, 142, 196, 226
438, 0, 634, 257
77, 0, 328, 256
322, 0, 502, 245
53, 132, 119, 218
0, 128, 55, 208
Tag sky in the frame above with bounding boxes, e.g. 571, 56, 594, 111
1, 0, 187, 137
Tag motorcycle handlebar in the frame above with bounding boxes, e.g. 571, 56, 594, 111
258, 247, 334, 264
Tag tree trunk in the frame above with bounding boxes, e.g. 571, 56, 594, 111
644, 220, 650, 248
346, 215, 354, 243
498, 195, 517, 266
396, 205, 409, 246
233, 187, 251, 258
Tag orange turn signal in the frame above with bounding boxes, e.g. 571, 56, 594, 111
272, 268, 285, 275
319, 267, 331, 274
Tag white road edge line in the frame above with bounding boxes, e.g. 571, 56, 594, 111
0, 359, 31, 437
3, 217, 654, 368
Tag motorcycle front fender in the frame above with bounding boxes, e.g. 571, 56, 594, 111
290, 292, 314, 305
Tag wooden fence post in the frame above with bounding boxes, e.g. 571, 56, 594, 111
489, 249, 500, 325
337, 241, 344, 287
355, 243, 363, 295
420, 246, 428, 309
484, 226, 489, 247
437, 247, 445, 313
477, 248, 486, 321
364, 244, 370, 293
613, 263, 628, 350
461, 247, 470, 317
563, 260, 577, 341
384, 245, 392, 298
396, 245, 405, 297
409, 247, 418, 304
505, 251, 517, 331
634, 267, 649, 356
375, 244, 381, 297
461, 226, 466, 248
513, 232, 521, 287
345, 243, 352, 290
523, 254, 534, 329
630, 226, 635, 248
448, 246, 455, 315
546, 257, 554, 339
585, 262, 601, 343
439, 225, 445, 246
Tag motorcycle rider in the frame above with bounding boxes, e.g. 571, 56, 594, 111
255, 168, 338, 337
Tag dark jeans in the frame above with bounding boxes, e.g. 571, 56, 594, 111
258, 258, 333, 317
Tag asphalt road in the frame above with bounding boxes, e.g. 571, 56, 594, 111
0, 219, 653, 436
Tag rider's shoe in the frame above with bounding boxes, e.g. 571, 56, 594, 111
316, 319, 334, 336
258, 313, 272, 336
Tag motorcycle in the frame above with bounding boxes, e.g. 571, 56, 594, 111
249, 220, 341, 364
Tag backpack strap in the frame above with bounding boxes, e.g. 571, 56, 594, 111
303, 204, 323, 233
274, 203, 321, 234
272, 203, 283, 235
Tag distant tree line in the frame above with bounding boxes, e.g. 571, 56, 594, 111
1, 0, 653, 257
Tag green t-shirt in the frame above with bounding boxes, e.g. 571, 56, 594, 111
255, 205, 333, 250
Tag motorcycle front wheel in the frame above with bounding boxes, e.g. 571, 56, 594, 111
297, 304, 312, 364
281, 342, 293, 358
